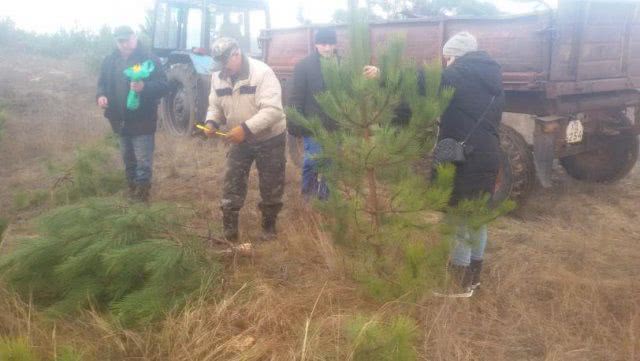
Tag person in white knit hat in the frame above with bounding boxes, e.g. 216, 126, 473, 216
358, 31, 504, 298
434, 31, 505, 298
442, 31, 478, 66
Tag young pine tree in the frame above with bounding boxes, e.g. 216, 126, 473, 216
0, 338, 39, 361
346, 314, 418, 361
287, 10, 455, 299
0, 198, 221, 327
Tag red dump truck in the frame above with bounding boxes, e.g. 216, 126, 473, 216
260, 0, 640, 203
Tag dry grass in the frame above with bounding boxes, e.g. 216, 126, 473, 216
0, 50, 639, 361
0, 52, 108, 217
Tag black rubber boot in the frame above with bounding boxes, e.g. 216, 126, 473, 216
135, 183, 151, 204
469, 259, 483, 290
450, 264, 473, 291
222, 211, 239, 242
259, 213, 277, 242
433, 263, 474, 298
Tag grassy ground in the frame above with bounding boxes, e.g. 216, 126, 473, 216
0, 49, 638, 360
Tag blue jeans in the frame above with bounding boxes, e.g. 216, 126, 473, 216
119, 134, 155, 185
450, 223, 488, 267
301, 137, 329, 201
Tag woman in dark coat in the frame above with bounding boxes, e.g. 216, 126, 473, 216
438, 31, 505, 297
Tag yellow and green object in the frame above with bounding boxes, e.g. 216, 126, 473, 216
196, 124, 227, 136
123, 60, 155, 110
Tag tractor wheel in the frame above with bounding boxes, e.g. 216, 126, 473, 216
560, 113, 638, 182
161, 64, 198, 136
492, 124, 536, 206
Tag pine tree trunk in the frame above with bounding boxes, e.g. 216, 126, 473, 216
364, 127, 380, 229
367, 168, 380, 229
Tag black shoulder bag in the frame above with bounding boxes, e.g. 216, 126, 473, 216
433, 95, 496, 165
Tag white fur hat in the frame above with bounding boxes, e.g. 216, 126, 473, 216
442, 32, 478, 57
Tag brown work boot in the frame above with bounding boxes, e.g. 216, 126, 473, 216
222, 211, 239, 242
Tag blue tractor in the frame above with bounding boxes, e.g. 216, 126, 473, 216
151, 0, 271, 136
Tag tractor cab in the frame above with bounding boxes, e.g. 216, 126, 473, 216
152, 0, 270, 135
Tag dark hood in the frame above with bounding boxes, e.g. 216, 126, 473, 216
453, 51, 503, 96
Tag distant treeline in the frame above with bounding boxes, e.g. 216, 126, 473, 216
0, 18, 150, 73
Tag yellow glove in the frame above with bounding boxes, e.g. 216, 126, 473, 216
227, 126, 246, 144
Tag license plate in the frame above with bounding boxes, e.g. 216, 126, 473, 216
566, 119, 584, 144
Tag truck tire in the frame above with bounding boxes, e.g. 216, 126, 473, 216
161, 64, 198, 136
560, 113, 638, 182
492, 124, 536, 206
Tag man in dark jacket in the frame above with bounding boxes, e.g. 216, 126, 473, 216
438, 31, 505, 297
96, 26, 168, 202
288, 28, 379, 200
287, 28, 337, 200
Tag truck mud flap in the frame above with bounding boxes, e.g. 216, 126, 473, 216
533, 130, 555, 188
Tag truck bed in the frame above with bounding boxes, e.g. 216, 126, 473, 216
261, 0, 640, 107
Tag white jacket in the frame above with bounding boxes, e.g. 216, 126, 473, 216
206, 56, 286, 143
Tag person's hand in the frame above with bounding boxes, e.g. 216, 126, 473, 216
130, 81, 145, 93
445, 56, 456, 67
203, 120, 219, 138
227, 126, 246, 144
97, 96, 109, 109
363, 65, 380, 79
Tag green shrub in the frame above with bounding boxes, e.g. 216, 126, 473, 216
0, 338, 39, 361
13, 190, 49, 211
0, 198, 221, 327
0, 338, 82, 361
13, 140, 125, 211
56, 346, 84, 361
50, 142, 125, 205
347, 315, 417, 361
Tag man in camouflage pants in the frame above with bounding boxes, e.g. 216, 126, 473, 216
203, 38, 286, 242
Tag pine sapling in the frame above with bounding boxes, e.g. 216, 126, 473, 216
286, 9, 455, 299
0, 198, 221, 327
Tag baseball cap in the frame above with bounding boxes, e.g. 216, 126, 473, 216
113, 26, 135, 41
211, 37, 240, 64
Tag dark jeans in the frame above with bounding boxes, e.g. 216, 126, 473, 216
221, 133, 286, 217
301, 136, 329, 201
119, 133, 155, 185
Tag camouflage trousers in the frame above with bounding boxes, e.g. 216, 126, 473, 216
221, 133, 286, 218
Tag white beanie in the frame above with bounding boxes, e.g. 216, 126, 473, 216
442, 32, 478, 57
